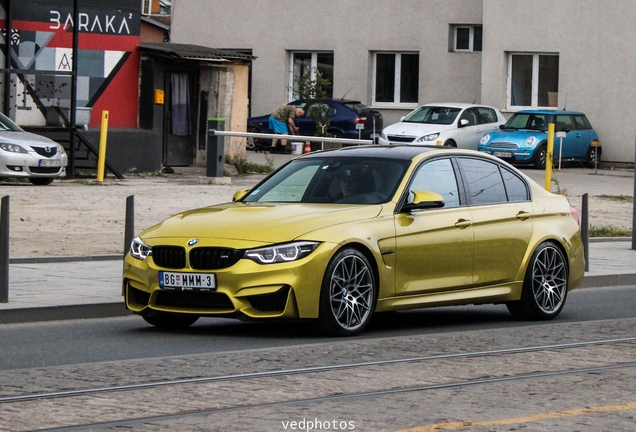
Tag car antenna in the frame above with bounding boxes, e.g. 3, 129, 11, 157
473, 93, 479, 104
341, 86, 353, 100
563, 92, 568, 110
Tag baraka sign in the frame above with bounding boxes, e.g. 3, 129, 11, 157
6, 0, 140, 36
49, 10, 134, 35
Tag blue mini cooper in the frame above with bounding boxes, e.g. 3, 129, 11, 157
478, 110, 601, 168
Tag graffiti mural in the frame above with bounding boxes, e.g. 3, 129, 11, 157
0, 0, 140, 127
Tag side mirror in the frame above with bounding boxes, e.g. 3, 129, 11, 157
499, 124, 505, 130
401, 191, 445, 212
232, 188, 250, 202
459, 119, 469, 127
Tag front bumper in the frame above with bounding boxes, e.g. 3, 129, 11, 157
478, 146, 534, 164
123, 242, 337, 320
0, 149, 68, 178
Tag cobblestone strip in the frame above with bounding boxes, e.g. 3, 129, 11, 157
2, 317, 635, 399
1, 341, 636, 430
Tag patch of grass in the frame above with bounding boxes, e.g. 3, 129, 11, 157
596, 194, 633, 202
589, 224, 632, 237
225, 155, 274, 174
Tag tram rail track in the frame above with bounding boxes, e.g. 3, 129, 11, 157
3, 335, 636, 405
3, 336, 636, 431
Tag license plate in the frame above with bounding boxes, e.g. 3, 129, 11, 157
159, 271, 216, 291
39, 159, 61, 167
493, 151, 512, 158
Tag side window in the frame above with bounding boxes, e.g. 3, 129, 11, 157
555, 115, 575, 132
459, 108, 478, 126
459, 158, 507, 205
501, 168, 530, 202
573, 115, 592, 130
408, 158, 460, 208
476, 107, 497, 124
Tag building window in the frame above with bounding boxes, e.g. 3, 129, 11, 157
372, 52, 419, 107
141, 0, 152, 15
453, 25, 482, 52
508, 53, 559, 108
289, 52, 334, 101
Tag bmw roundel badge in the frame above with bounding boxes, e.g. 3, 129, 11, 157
187, 239, 199, 246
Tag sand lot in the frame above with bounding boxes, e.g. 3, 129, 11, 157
0, 164, 633, 259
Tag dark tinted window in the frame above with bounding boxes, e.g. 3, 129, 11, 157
409, 158, 460, 208
555, 115, 575, 132
476, 107, 497, 124
573, 115, 592, 130
459, 158, 507, 205
501, 168, 529, 202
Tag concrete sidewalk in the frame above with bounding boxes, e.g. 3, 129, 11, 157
1, 240, 634, 324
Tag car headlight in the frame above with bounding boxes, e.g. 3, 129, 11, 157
480, 134, 490, 145
0, 143, 28, 153
245, 241, 319, 264
380, 132, 387, 140
524, 136, 536, 147
416, 133, 440, 142
130, 236, 152, 260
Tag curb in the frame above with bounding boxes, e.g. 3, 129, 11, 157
0, 303, 132, 325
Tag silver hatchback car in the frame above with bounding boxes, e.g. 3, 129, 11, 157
0, 113, 68, 185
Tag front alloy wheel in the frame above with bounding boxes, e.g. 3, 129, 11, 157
318, 248, 376, 336
507, 242, 568, 320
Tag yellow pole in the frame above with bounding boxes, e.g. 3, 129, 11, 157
97, 110, 109, 182
544, 121, 555, 191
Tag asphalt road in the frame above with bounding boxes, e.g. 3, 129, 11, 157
1, 284, 634, 371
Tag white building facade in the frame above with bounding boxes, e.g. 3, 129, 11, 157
171, 0, 636, 164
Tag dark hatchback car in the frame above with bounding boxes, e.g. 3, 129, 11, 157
247, 99, 383, 151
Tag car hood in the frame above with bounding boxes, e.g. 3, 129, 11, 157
141, 202, 383, 245
486, 129, 547, 143
0, 130, 58, 147
383, 121, 454, 137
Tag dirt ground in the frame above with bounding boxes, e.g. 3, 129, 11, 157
0, 165, 634, 259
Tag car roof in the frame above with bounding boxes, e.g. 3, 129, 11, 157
294, 98, 363, 105
516, 109, 585, 115
297, 144, 489, 162
420, 102, 498, 110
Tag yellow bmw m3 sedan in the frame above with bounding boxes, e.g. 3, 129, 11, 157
123, 145, 585, 336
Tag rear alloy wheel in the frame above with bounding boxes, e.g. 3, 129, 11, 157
507, 242, 568, 320
584, 145, 601, 168
533, 144, 547, 169
142, 310, 199, 329
29, 178, 54, 186
318, 248, 376, 336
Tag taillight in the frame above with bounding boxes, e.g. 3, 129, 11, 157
354, 117, 367, 125
570, 205, 580, 226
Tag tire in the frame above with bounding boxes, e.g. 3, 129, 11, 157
584, 146, 601, 168
29, 178, 54, 186
247, 126, 270, 151
506, 242, 568, 321
142, 310, 199, 329
533, 144, 547, 169
443, 140, 457, 148
317, 248, 377, 336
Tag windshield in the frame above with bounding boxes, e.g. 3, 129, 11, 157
403, 106, 461, 125
0, 112, 23, 132
242, 157, 409, 204
504, 113, 548, 131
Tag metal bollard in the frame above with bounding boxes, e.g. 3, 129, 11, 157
1, 196, 9, 302
581, 193, 589, 272
124, 195, 134, 257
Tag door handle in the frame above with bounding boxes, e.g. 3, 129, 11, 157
455, 219, 473, 229
516, 211, 532, 221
